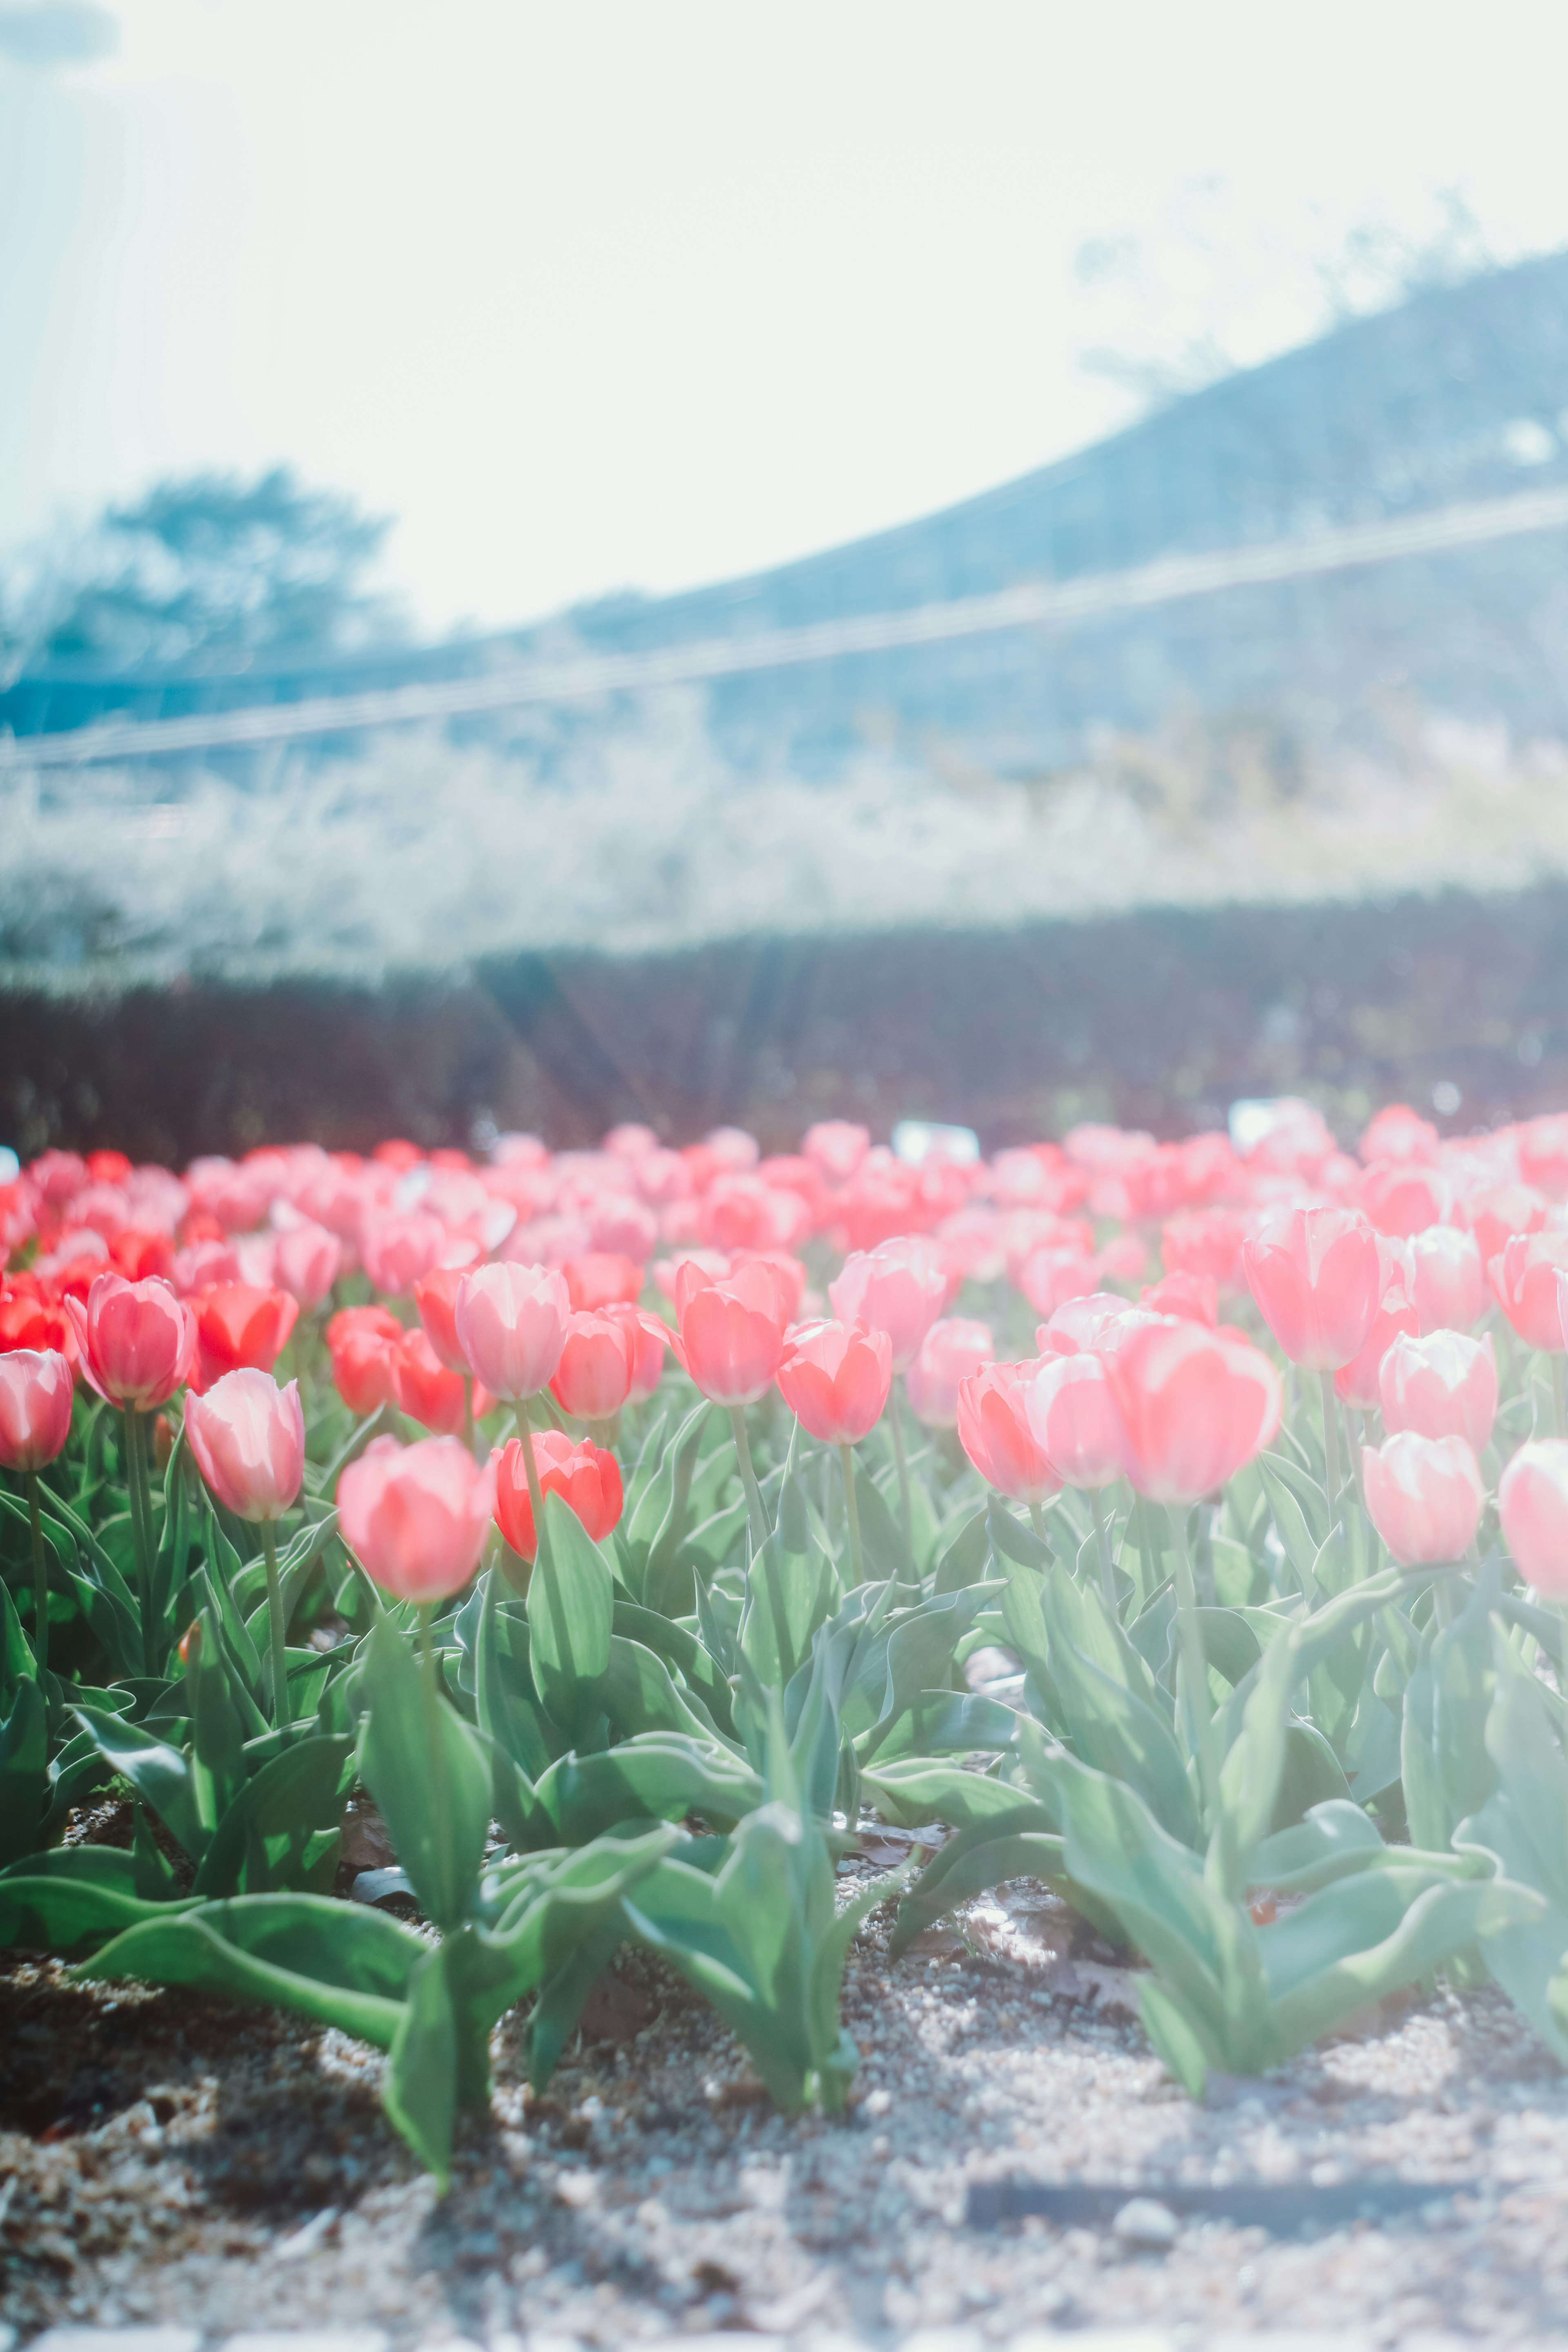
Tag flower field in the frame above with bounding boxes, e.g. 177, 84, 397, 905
4, 1100, 1568, 2194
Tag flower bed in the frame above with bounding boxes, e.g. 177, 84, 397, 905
4, 1097, 1568, 2221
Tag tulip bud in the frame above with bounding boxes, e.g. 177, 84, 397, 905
777, 1319, 893, 1446
337, 1433, 496, 1602
957, 1363, 1061, 1507
1243, 1205, 1383, 1371
454, 1262, 570, 1401
1379, 1330, 1498, 1451
1362, 1431, 1483, 1567
0, 1348, 74, 1473
903, 1317, 994, 1429
1499, 1439, 1568, 1596
184, 1370, 305, 1523
493, 1428, 623, 1562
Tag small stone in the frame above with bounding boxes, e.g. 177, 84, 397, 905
33, 2337, 199, 2352
1110, 2196, 1179, 2250
224, 2336, 389, 2352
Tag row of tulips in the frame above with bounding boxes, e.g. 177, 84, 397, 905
4, 1098, 1568, 2171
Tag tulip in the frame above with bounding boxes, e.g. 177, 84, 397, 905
272, 1218, 342, 1312
327, 1303, 403, 1417
0, 1281, 78, 1365
1015, 1245, 1099, 1320
777, 1319, 892, 1443
1379, 1331, 1498, 1451
958, 1363, 1062, 1520
667, 1257, 793, 1548
1026, 1348, 1123, 1603
1243, 1204, 1383, 1372
185, 1368, 306, 1724
549, 1307, 639, 1424
1160, 1207, 1247, 1294
1360, 1160, 1452, 1237
1101, 1316, 1282, 1508
414, 1264, 470, 1373
454, 1261, 570, 1402
1332, 1239, 1419, 1411
392, 1328, 496, 1437
1038, 1292, 1133, 1356
1490, 1230, 1568, 1354
189, 1283, 300, 1393
624, 1309, 668, 1404
828, 1239, 948, 1374
493, 1427, 624, 1567
0, 1347, 74, 1674
65, 1271, 194, 1410
802, 1120, 871, 1184
561, 1252, 644, 1311
338, 1433, 497, 1604
1139, 1271, 1218, 1327
1409, 1225, 1485, 1335
904, 1317, 995, 1428
360, 1209, 449, 1299
1499, 1440, 1568, 1597
1466, 1182, 1550, 1271
1362, 1432, 1483, 1568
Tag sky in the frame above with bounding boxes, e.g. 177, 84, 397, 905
5, 0, 1568, 636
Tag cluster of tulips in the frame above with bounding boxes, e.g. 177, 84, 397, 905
8, 1094, 1568, 2164
3, 1099, 1567, 1641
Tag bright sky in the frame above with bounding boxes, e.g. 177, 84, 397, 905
5, 0, 1568, 634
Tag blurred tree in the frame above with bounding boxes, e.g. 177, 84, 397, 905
2, 467, 404, 671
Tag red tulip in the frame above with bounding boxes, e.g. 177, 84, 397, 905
1025, 1351, 1123, 1490
0, 1281, 78, 1366
1101, 1318, 1282, 1505
65, 1272, 196, 1410
624, 1309, 668, 1404
189, 1283, 299, 1393
0, 1349, 74, 1472
1332, 1238, 1419, 1410
1409, 1225, 1485, 1335
1362, 1432, 1483, 1567
454, 1261, 570, 1401
327, 1303, 403, 1415
903, 1316, 995, 1428
561, 1252, 644, 1311
1379, 1330, 1498, 1452
413, 1263, 470, 1373
337, 1433, 496, 1602
777, 1319, 893, 1445
272, 1218, 341, 1311
1499, 1440, 1568, 1595
828, 1238, 948, 1373
1490, 1230, 1568, 1352
184, 1369, 305, 1522
493, 1426, 623, 1561
391, 1328, 493, 1437
667, 1258, 793, 1407
1243, 1204, 1383, 1371
550, 1307, 639, 1421
957, 1362, 1062, 1507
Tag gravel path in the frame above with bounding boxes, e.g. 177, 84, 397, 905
6, 1860, 1568, 2348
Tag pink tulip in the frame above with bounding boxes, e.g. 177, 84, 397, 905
1015, 1245, 1099, 1320
272, 1218, 342, 1312
1360, 1160, 1452, 1237
1409, 1225, 1485, 1335
903, 1317, 995, 1428
667, 1258, 792, 1407
777, 1319, 892, 1446
549, 1307, 639, 1421
1161, 1207, 1247, 1294
1379, 1330, 1498, 1451
0, 1348, 74, 1473
65, 1272, 196, 1410
1243, 1204, 1383, 1371
1359, 1103, 1439, 1165
360, 1210, 449, 1299
625, 1309, 669, 1404
1499, 1440, 1568, 1596
184, 1370, 305, 1523
454, 1261, 570, 1401
957, 1363, 1062, 1508
414, 1263, 470, 1374
1101, 1318, 1282, 1505
1038, 1293, 1132, 1356
1490, 1230, 1568, 1352
337, 1433, 496, 1603
1333, 1238, 1419, 1410
1139, 1270, 1218, 1327
802, 1120, 871, 1184
1026, 1350, 1123, 1489
1362, 1432, 1483, 1567
829, 1238, 948, 1374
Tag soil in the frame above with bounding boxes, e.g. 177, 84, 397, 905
4, 1852, 1568, 2348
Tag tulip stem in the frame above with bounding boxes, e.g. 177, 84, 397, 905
840, 1443, 865, 1585
1555, 1356, 1567, 1441
729, 1408, 769, 1553
122, 1406, 156, 1677
463, 1375, 475, 1459
25, 1471, 47, 1684
417, 1601, 450, 1856
260, 1520, 292, 1741
1319, 1372, 1342, 1530
1089, 1486, 1117, 1614
1167, 1505, 1221, 1827
1029, 1501, 1047, 1543
889, 1381, 913, 1561
515, 1402, 553, 1575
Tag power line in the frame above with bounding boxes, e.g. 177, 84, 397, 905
8, 481, 1568, 769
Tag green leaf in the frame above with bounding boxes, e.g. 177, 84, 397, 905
524, 1733, 762, 1850
70, 1702, 208, 1862
596, 1636, 727, 1746
889, 1816, 1063, 1957
528, 1494, 615, 1741
859, 1757, 1032, 1833
0, 1677, 49, 1869
0, 1869, 200, 1956
1258, 1455, 1321, 1596
356, 1617, 492, 1930
1036, 1564, 1201, 1849
191, 1734, 356, 1899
